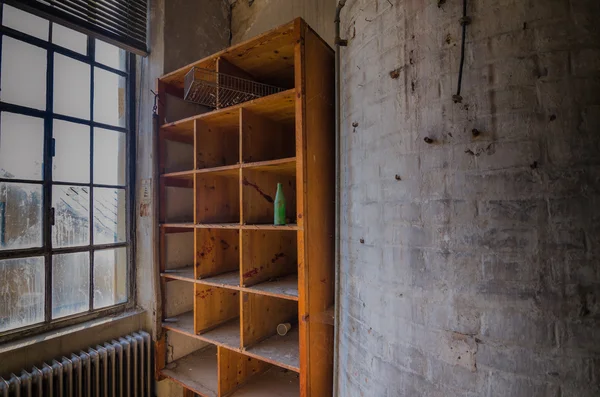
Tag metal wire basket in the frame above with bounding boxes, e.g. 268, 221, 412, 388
184, 67, 284, 109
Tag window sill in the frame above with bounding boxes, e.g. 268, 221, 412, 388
0, 308, 145, 354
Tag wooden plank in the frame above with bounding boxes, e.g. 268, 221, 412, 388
218, 346, 271, 397
241, 168, 297, 225
244, 274, 298, 301
240, 224, 299, 231
195, 172, 240, 224
228, 368, 299, 397
194, 285, 240, 334
195, 118, 240, 170
160, 89, 296, 137
240, 230, 297, 287
161, 267, 195, 282
155, 336, 166, 380
183, 388, 195, 397
195, 229, 239, 279
244, 328, 300, 372
163, 311, 195, 335
241, 292, 297, 349
160, 19, 297, 90
161, 346, 218, 397
241, 157, 296, 173
196, 271, 240, 288
241, 108, 295, 164
300, 24, 336, 397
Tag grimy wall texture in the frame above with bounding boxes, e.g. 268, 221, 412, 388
337, 0, 600, 396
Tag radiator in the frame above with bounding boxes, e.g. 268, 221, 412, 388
0, 331, 151, 397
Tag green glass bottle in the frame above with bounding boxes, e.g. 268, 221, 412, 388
274, 183, 286, 225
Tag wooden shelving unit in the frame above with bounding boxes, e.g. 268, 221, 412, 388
156, 18, 334, 397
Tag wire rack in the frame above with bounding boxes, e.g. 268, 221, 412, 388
184, 67, 284, 109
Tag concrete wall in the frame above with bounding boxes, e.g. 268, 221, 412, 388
337, 0, 600, 396
231, 0, 336, 47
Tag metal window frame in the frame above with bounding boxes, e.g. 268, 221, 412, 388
0, 1, 137, 344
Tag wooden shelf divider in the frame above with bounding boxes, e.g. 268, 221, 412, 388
157, 18, 333, 397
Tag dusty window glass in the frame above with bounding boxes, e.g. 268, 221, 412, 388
0, 112, 44, 181
95, 39, 127, 71
93, 128, 126, 185
52, 186, 90, 248
2, 5, 49, 40
94, 247, 127, 309
93, 188, 126, 245
52, 252, 89, 319
0, 256, 44, 332
0, 36, 47, 110
54, 54, 91, 120
94, 68, 126, 127
0, 183, 43, 250
53, 120, 90, 183
52, 23, 87, 55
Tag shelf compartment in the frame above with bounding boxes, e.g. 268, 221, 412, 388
195, 284, 240, 336
241, 292, 297, 350
244, 328, 300, 372
161, 267, 195, 282
241, 108, 295, 164
164, 185, 195, 224
241, 229, 297, 288
195, 172, 240, 224
241, 167, 296, 225
162, 345, 218, 397
229, 367, 299, 397
195, 116, 240, 170
163, 312, 241, 351
195, 229, 239, 279
218, 346, 271, 397
163, 311, 195, 335
165, 280, 194, 319
243, 274, 298, 301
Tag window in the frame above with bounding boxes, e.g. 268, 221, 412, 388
0, 3, 135, 338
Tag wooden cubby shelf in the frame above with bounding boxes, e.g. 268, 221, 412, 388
158, 18, 333, 397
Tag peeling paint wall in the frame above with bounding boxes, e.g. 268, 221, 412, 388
231, 0, 337, 47
337, 0, 600, 396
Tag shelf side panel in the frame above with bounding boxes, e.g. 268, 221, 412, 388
241, 230, 297, 287
297, 23, 336, 397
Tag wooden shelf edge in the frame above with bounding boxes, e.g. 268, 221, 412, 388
240, 224, 299, 231
196, 271, 240, 289
241, 274, 299, 301
241, 157, 296, 170
160, 89, 295, 131
161, 267, 196, 282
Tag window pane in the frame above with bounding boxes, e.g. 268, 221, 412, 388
94, 188, 126, 245
94, 128, 126, 185
94, 68, 126, 127
0, 257, 44, 332
54, 54, 90, 119
94, 247, 127, 309
0, 113, 44, 180
0, 183, 43, 250
2, 5, 49, 40
53, 120, 90, 183
1, 37, 47, 110
52, 252, 89, 318
95, 39, 126, 71
52, 186, 89, 248
52, 23, 87, 55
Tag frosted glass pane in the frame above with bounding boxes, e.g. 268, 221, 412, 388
52, 186, 90, 248
94, 188, 126, 245
1, 37, 47, 110
3, 5, 49, 40
0, 183, 43, 250
0, 257, 44, 332
94, 68, 126, 127
94, 128, 126, 185
54, 54, 90, 119
52, 23, 87, 54
52, 252, 89, 319
94, 247, 127, 309
95, 39, 126, 71
53, 120, 90, 183
0, 113, 44, 180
